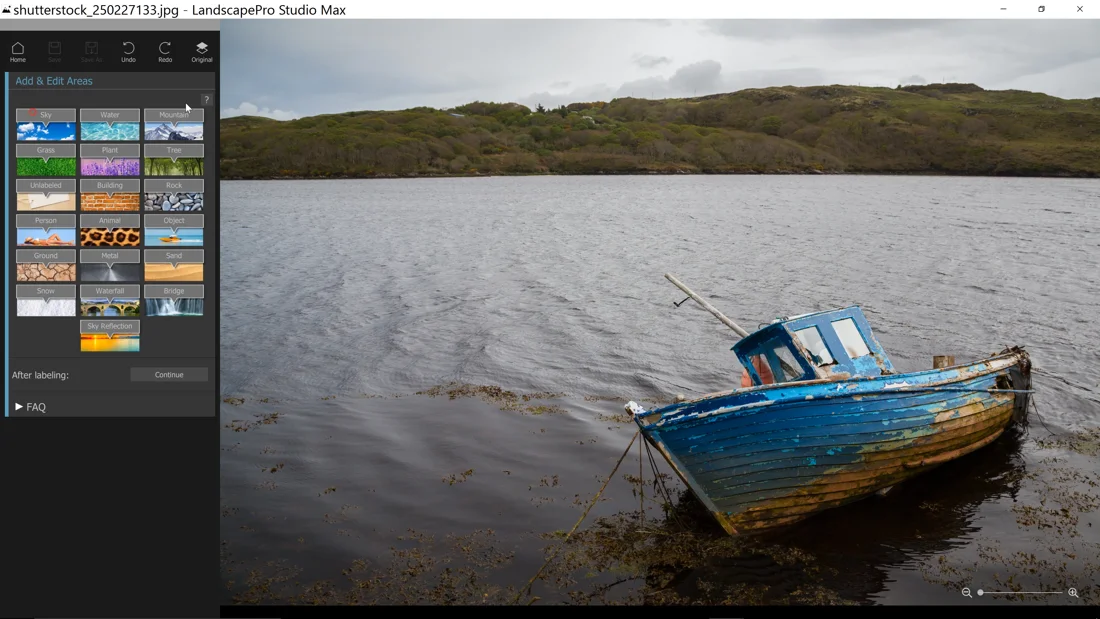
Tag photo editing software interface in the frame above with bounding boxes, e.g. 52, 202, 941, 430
2, 7, 1099, 619
2, 23, 222, 617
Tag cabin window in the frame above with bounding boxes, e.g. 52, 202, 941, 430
771, 345, 806, 382
831, 318, 871, 358
793, 326, 834, 366
748, 354, 776, 385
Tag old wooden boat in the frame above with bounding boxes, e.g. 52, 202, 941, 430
625, 274, 1032, 535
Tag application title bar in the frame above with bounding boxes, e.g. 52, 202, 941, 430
1, 1, 1095, 18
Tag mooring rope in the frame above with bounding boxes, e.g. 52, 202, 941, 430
513, 430, 640, 605
643, 435, 687, 530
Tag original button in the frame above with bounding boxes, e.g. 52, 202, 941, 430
131, 367, 209, 382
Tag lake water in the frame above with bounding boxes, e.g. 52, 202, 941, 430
219, 176, 1100, 606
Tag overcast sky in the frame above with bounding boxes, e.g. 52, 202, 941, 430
220, 20, 1100, 120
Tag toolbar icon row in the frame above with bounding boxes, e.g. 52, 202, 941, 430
9, 41, 210, 56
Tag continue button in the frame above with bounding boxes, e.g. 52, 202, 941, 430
131, 367, 209, 382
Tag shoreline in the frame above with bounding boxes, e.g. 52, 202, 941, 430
221, 169, 1100, 181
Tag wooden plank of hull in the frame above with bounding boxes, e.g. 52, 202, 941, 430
648, 352, 1024, 430
722, 427, 1008, 532
700, 409, 1012, 499
641, 377, 1023, 535
670, 393, 1011, 471
688, 394, 1011, 483
688, 405, 1013, 483
705, 404, 1013, 511
666, 380, 1004, 454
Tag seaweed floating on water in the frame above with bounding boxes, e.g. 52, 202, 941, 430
224, 411, 282, 432
416, 382, 568, 415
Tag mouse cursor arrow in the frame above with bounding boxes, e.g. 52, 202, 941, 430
185, 104, 192, 112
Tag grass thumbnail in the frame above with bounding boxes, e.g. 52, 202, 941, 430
17, 157, 77, 176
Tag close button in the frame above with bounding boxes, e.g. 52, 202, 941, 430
131, 367, 209, 382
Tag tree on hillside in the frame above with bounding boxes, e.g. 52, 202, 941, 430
536, 103, 546, 114
761, 115, 782, 136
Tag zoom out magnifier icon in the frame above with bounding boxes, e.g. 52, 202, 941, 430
962, 587, 972, 598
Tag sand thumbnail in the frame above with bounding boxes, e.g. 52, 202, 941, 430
144, 263, 204, 282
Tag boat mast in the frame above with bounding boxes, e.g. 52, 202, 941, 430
664, 273, 750, 338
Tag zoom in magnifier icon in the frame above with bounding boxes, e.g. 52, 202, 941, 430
1068, 588, 1078, 598
159, 41, 171, 55
962, 587, 972, 598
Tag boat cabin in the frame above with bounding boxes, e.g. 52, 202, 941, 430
732, 306, 895, 386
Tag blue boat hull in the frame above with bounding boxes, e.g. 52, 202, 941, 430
631, 348, 1032, 534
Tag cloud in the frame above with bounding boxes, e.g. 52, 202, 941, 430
702, 19, 955, 41
221, 102, 300, 121
18, 122, 35, 132
221, 20, 1100, 116
669, 60, 722, 92
633, 54, 672, 68
899, 74, 927, 85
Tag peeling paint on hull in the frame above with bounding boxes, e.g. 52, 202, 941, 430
633, 349, 1031, 535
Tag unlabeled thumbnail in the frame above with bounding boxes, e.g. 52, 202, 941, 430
17, 157, 77, 176
144, 157, 204, 176
18, 228, 76, 246
17, 121, 76, 141
144, 263, 203, 282
80, 334, 140, 352
146, 228, 203, 246
145, 192, 203, 211
144, 122, 203, 141
17, 299, 76, 317
80, 122, 141, 141
147, 298, 203, 316
80, 228, 141, 247
17, 263, 76, 281
80, 263, 142, 282
80, 298, 140, 316
17, 192, 76, 211
80, 158, 140, 176
80, 192, 141, 211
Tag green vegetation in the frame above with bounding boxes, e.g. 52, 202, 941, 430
220, 83, 1100, 179
145, 157, 204, 176
16, 157, 76, 176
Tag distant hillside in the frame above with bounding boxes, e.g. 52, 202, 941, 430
220, 84, 1100, 178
